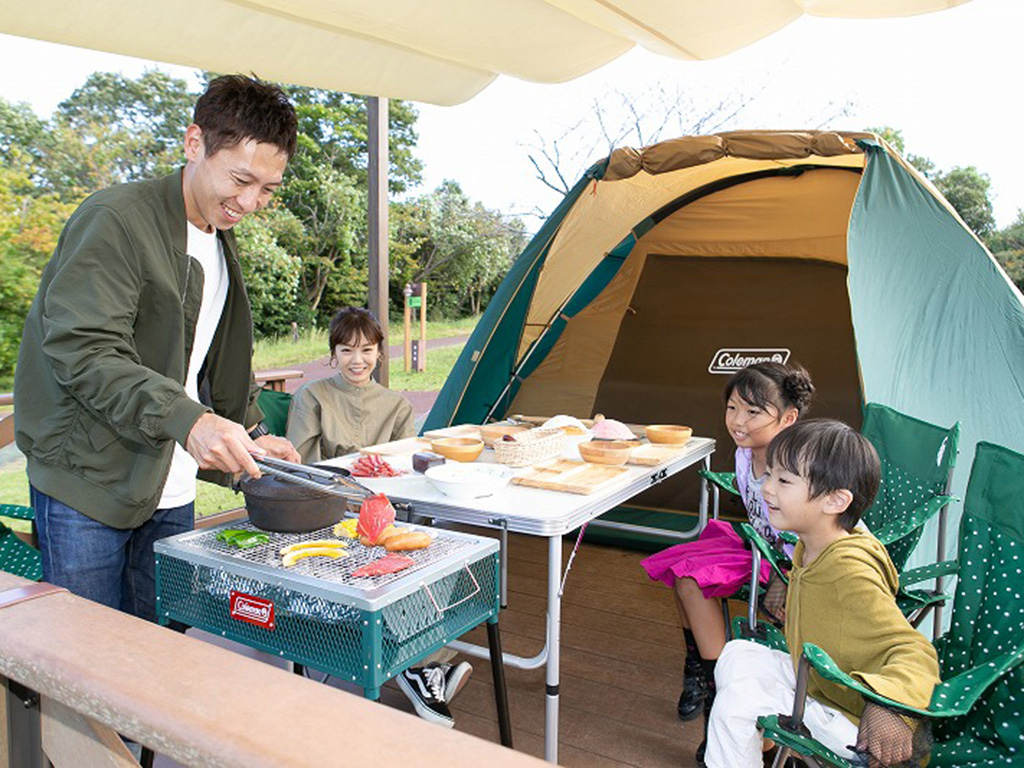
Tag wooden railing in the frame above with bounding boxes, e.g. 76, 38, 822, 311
0, 570, 541, 768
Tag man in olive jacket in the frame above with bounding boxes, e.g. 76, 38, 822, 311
14, 75, 301, 622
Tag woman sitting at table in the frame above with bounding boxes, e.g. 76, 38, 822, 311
287, 306, 414, 462
286, 307, 469, 727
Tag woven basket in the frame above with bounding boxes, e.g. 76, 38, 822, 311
493, 428, 567, 467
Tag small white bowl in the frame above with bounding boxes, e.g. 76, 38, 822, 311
424, 463, 515, 499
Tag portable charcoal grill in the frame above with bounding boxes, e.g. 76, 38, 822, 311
154, 519, 509, 727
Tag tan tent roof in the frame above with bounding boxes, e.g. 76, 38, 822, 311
0, 1, 971, 105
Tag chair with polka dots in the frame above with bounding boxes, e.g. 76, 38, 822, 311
756, 440, 1024, 767
0, 503, 41, 581
859, 403, 960, 627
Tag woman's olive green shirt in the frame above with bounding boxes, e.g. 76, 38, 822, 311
286, 375, 415, 462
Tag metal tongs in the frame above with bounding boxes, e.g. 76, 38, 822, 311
249, 455, 413, 514
251, 455, 376, 500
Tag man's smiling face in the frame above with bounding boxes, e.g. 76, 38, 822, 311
182, 124, 287, 232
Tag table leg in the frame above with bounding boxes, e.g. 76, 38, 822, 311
544, 535, 561, 763
486, 619, 513, 747
499, 524, 509, 609
699, 454, 711, 530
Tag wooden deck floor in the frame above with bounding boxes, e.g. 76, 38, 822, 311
156, 529, 704, 767
440, 529, 703, 767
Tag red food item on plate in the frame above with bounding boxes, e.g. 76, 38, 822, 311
350, 454, 403, 477
351, 554, 414, 578
356, 493, 397, 545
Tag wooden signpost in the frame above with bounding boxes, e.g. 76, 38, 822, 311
403, 282, 427, 373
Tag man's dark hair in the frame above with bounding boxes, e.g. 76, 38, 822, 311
193, 75, 297, 159
766, 419, 881, 532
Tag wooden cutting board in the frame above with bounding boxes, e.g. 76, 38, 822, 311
360, 436, 430, 456
512, 459, 630, 495
422, 424, 482, 440
628, 443, 692, 466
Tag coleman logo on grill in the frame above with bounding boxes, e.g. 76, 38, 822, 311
230, 591, 275, 630
708, 348, 791, 375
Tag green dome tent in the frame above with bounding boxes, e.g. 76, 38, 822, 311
424, 130, 1024, 565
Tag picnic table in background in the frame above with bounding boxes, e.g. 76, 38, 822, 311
253, 369, 303, 392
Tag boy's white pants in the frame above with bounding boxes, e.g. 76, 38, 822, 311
704, 640, 860, 768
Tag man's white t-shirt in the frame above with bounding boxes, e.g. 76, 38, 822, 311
158, 222, 230, 508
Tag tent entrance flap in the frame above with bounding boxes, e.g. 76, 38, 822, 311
589, 254, 863, 512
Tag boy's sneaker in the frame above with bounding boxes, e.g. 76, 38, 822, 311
397, 665, 454, 728
443, 661, 473, 703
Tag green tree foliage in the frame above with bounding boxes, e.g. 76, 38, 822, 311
0, 71, 522, 382
391, 181, 526, 317
934, 166, 996, 238
233, 207, 306, 337
0, 165, 77, 379
989, 209, 1024, 293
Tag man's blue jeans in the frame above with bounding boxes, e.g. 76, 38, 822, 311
31, 486, 193, 623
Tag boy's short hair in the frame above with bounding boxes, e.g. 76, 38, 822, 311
766, 419, 881, 531
193, 75, 297, 159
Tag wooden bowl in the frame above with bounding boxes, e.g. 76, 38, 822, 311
645, 424, 693, 445
430, 437, 485, 462
577, 440, 633, 466
478, 424, 530, 446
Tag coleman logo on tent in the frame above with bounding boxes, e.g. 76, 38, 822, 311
709, 348, 791, 374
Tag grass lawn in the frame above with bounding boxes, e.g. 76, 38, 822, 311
253, 315, 478, 370
389, 342, 465, 391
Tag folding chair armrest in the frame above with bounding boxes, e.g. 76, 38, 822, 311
871, 495, 957, 545
737, 523, 790, 583
898, 560, 959, 590
697, 469, 739, 497
927, 645, 1024, 717
803, 640, 1024, 719
799, 643, 936, 719
0, 504, 35, 521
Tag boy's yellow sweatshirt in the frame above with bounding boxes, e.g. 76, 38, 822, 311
785, 532, 940, 724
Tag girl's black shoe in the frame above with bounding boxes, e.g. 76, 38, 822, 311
677, 657, 706, 721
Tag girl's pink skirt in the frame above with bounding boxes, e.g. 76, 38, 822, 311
640, 519, 772, 598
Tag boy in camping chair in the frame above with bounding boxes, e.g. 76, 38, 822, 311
704, 420, 939, 768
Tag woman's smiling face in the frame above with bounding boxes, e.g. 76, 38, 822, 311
334, 333, 380, 386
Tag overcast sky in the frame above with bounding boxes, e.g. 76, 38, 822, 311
1, 0, 1020, 229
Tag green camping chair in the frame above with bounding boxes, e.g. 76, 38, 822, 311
0, 503, 42, 581
858, 403, 960, 625
256, 388, 293, 437
757, 440, 1024, 768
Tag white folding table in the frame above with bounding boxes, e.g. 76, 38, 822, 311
322, 436, 715, 762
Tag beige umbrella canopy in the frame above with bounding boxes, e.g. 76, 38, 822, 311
0, 0, 970, 105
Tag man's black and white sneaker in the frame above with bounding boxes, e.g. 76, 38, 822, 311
443, 661, 473, 703
397, 665, 454, 727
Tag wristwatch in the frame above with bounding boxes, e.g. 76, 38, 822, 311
248, 421, 270, 440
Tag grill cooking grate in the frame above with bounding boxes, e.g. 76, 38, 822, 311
189, 521, 475, 589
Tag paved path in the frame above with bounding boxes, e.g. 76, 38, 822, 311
281, 334, 470, 419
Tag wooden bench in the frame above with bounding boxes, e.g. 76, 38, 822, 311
253, 368, 303, 392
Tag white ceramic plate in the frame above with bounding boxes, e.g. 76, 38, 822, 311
424, 463, 515, 499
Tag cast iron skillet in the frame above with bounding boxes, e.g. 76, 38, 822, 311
238, 458, 375, 533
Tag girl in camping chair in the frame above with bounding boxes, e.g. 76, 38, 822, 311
640, 362, 813, 764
